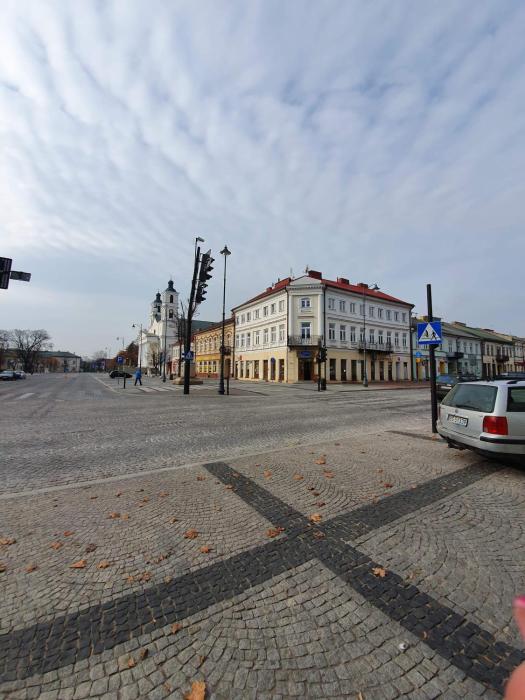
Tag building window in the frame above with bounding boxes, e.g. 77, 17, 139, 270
360, 327, 365, 342
254, 331, 260, 345
270, 303, 276, 314
387, 331, 391, 345
246, 312, 251, 321
369, 306, 374, 318
169, 294, 173, 303
394, 311, 399, 321
402, 333, 407, 348
328, 323, 336, 341
448, 340, 453, 352
378, 331, 384, 345
328, 298, 335, 310
279, 324, 285, 342
240, 334, 245, 347
402, 312, 407, 323
301, 297, 311, 308
350, 327, 356, 342
169, 310, 173, 319
339, 325, 346, 341
254, 360, 259, 379
301, 322, 311, 339
329, 359, 336, 381
339, 300, 346, 312
270, 327, 276, 343
386, 310, 391, 320
263, 328, 269, 343
241, 314, 245, 323
349, 302, 356, 313
279, 300, 285, 312
394, 332, 399, 346
377, 308, 383, 319
246, 332, 251, 347
254, 309, 260, 319
263, 306, 268, 317
369, 329, 375, 343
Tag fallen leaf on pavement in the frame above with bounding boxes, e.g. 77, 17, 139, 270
140, 571, 151, 582
139, 648, 149, 660
170, 517, 178, 523
126, 574, 135, 583
97, 560, 110, 569
383, 483, 393, 489
314, 456, 326, 465
108, 512, 120, 519
163, 682, 173, 693
313, 531, 325, 540
263, 470, 272, 478
293, 473, 304, 481
159, 491, 169, 496
141, 497, 150, 503
185, 681, 206, 700
164, 576, 172, 584
199, 545, 212, 554
309, 513, 322, 523
184, 529, 199, 539
334, 442, 341, 446
267, 527, 285, 538
312, 491, 320, 496
0, 563, 6, 572
70, 560, 87, 569
171, 622, 183, 634
372, 566, 387, 578
85, 543, 97, 553
323, 471, 335, 479
50, 542, 63, 550
0, 538, 16, 546
90, 496, 98, 500
225, 485, 234, 490
357, 692, 364, 700
122, 513, 130, 520
115, 491, 122, 497
127, 657, 136, 668
315, 501, 326, 507
196, 476, 206, 481
25, 564, 38, 573
63, 531, 74, 537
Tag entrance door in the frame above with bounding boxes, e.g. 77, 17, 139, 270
351, 360, 357, 381
341, 359, 347, 381
263, 360, 268, 380
388, 362, 393, 381
299, 359, 312, 381
370, 360, 376, 381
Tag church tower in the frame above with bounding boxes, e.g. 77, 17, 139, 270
162, 280, 178, 322
150, 292, 162, 325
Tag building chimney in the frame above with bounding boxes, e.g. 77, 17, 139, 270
308, 270, 322, 280
357, 282, 368, 288
266, 287, 272, 292
337, 277, 349, 285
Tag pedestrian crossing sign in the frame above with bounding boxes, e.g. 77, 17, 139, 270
417, 321, 442, 345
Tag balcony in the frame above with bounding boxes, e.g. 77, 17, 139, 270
496, 353, 509, 362
288, 335, 323, 347
357, 341, 393, 353
447, 351, 464, 360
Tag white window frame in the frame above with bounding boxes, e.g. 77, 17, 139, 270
263, 328, 269, 343
339, 324, 346, 341
301, 322, 311, 339
328, 298, 336, 310
328, 323, 336, 341
350, 327, 356, 342
339, 300, 346, 312
300, 297, 311, 309
270, 326, 276, 343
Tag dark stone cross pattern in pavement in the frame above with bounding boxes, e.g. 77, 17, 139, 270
1, 462, 523, 695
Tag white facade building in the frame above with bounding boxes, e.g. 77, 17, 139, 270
138, 280, 179, 375
233, 270, 414, 383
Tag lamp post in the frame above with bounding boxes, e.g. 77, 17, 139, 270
132, 323, 143, 371
361, 283, 379, 387
218, 245, 231, 395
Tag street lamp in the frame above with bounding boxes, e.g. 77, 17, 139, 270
218, 245, 231, 395
132, 323, 143, 371
361, 283, 380, 387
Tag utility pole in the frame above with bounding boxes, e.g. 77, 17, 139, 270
218, 245, 231, 395
183, 242, 201, 395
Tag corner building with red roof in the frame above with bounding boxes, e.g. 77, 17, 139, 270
232, 270, 414, 384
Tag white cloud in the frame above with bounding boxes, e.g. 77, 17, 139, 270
1, 0, 524, 352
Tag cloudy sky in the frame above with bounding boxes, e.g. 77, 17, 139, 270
1, 0, 524, 356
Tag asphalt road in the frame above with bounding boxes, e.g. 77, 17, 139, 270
1, 373, 431, 495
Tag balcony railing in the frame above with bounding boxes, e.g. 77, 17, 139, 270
496, 353, 509, 362
357, 341, 393, 353
288, 335, 323, 347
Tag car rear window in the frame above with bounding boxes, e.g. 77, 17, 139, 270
441, 384, 497, 412
437, 375, 455, 382
507, 388, 525, 412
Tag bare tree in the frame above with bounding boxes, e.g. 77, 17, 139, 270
0, 329, 9, 368
10, 329, 52, 372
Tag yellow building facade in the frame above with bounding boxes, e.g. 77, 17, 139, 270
194, 319, 235, 378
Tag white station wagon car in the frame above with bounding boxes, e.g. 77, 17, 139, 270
437, 380, 525, 463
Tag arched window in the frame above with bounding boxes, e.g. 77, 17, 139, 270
170, 295, 173, 303
169, 310, 173, 319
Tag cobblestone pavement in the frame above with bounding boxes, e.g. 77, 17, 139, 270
1, 376, 524, 698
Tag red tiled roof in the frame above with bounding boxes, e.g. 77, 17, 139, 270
322, 278, 413, 307
233, 277, 292, 310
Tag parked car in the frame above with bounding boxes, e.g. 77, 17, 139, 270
109, 370, 132, 379
436, 374, 477, 399
494, 372, 525, 381
14, 370, 26, 379
0, 370, 18, 381
437, 380, 525, 462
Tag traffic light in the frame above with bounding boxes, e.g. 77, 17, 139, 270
0, 257, 12, 290
318, 347, 327, 362
195, 250, 214, 304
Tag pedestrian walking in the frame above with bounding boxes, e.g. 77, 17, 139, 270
134, 368, 142, 386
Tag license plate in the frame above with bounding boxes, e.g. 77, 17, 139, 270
448, 414, 468, 427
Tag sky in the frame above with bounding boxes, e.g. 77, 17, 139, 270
1, 0, 524, 356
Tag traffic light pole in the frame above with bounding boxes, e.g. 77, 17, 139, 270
183, 245, 200, 395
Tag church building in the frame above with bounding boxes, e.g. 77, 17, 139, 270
138, 280, 179, 375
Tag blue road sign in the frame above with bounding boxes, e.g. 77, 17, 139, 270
183, 351, 194, 361
414, 351, 422, 358
117, 356, 124, 364
417, 322, 442, 345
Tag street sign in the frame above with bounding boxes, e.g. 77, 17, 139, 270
414, 351, 422, 358
183, 351, 194, 361
117, 356, 124, 364
0, 257, 12, 289
417, 321, 442, 345
299, 351, 311, 358
10, 271, 31, 282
